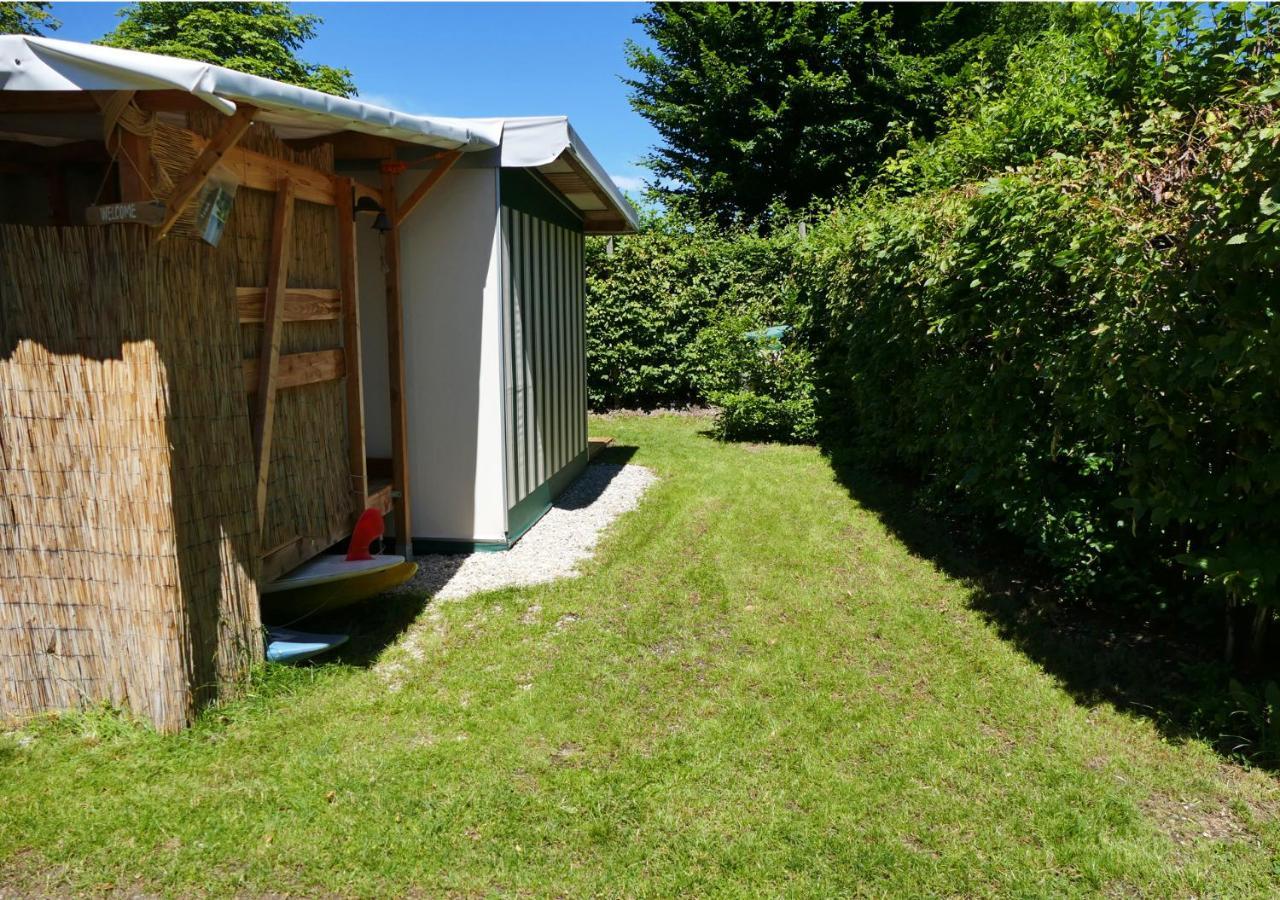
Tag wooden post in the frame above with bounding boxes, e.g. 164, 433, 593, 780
381, 164, 413, 556
335, 177, 368, 516
116, 128, 153, 203
252, 178, 297, 536
157, 105, 257, 238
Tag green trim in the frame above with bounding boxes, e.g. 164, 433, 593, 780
500, 169, 584, 233
506, 448, 590, 547
506, 483, 552, 547
548, 447, 588, 499
412, 537, 510, 555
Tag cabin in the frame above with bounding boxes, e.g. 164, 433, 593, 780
0, 37, 637, 731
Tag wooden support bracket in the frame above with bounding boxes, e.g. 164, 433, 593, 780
251, 177, 296, 534
394, 150, 461, 228
157, 105, 257, 238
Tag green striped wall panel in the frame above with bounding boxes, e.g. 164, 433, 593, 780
500, 171, 587, 533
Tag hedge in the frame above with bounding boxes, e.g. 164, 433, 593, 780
800, 6, 1280, 623
585, 6, 1280, 629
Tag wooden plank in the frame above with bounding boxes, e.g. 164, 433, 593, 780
587, 436, 615, 461
335, 176, 369, 513
236, 287, 341, 323
157, 105, 258, 238
382, 164, 413, 555
260, 526, 347, 584
0, 92, 101, 114
288, 131, 398, 159
394, 150, 461, 228
251, 178, 296, 533
86, 201, 166, 226
367, 481, 394, 517
115, 127, 153, 203
177, 128, 337, 205
133, 90, 223, 115
243, 349, 345, 393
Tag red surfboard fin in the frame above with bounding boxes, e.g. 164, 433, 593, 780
346, 508, 385, 561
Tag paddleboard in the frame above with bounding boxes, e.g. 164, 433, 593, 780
260, 559, 419, 623
265, 627, 349, 663
262, 554, 406, 594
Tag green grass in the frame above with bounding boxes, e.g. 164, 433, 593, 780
3, 414, 1279, 897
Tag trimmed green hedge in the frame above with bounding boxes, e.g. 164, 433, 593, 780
586, 6, 1280, 625
802, 6, 1280, 616
585, 218, 814, 442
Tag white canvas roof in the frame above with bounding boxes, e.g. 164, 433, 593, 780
475, 116, 640, 231
0, 35, 498, 150
0, 36, 637, 231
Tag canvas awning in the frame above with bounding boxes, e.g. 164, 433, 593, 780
0, 35, 499, 150
0, 37, 637, 231
488, 116, 640, 233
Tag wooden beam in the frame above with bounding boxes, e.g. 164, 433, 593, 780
243, 349, 345, 393
382, 165, 412, 555
0, 92, 101, 114
0, 139, 107, 166
115, 127, 153, 203
335, 176, 369, 513
236, 287, 341, 323
367, 481, 394, 518
394, 150, 461, 228
133, 90, 222, 115
250, 178, 296, 533
173, 127, 337, 205
157, 105, 257, 238
286, 131, 398, 160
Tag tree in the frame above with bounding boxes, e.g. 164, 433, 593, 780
626, 2, 1068, 225
0, 2, 59, 35
97, 2, 356, 98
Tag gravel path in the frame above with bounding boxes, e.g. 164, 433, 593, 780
400, 462, 657, 601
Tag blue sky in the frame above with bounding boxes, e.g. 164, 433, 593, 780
47, 2, 661, 194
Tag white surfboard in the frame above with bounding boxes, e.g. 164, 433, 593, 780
261, 554, 406, 594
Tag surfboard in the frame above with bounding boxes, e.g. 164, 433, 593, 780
261, 554, 406, 594
260, 559, 419, 623
265, 627, 349, 663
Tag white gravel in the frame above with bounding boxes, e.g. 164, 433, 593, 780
400, 462, 657, 601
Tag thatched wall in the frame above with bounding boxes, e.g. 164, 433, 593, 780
154, 117, 357, 568
0, 225, 262, 732
232, 190, 352, 558
0, 112, 358, 729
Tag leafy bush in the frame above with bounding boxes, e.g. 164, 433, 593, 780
802, 5, 1280, 620
711, 391, 817, 444
589, 5, 1280, 639
585, 211, 807, 415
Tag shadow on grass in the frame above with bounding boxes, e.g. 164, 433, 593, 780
821, 444, 1258, 766
271, 449, 643, 670
274, 558, 463, 670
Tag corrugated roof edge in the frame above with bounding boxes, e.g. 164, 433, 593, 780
566, 121, 640, 233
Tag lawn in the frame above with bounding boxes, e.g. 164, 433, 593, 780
3, 413, 1278, 897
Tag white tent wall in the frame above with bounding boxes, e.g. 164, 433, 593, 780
355, 161, 508, 547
